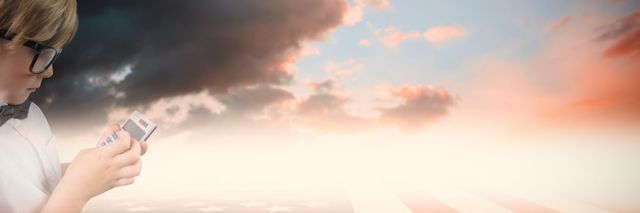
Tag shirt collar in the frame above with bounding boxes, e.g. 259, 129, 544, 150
0, 99, 6, 107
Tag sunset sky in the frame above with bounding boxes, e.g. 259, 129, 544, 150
33, 0, 640, 212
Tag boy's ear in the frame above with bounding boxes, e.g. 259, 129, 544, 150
0, 40, 15, 55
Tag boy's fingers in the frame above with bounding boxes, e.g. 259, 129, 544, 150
118, 160, 142, 178
140, 141, 148, 156
114, 141, 141, 166
114, 178, 135, 187
98, 124, 117, 140
114, 149, 139, 166
110, 124, 121, 132
97, 124, 122, 147
105, 131, 132, 156
129, 140, 141, 158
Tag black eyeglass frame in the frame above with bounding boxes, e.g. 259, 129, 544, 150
0, 29, 62, 74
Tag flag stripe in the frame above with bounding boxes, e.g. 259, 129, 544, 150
348, 180, 413, 213
386, 181, 459, 213
395, 190, 459, 213
428, 189, 513, 213
471, 190, 561, 213
505, 192, 613, 213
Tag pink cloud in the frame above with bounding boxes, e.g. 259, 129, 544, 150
373, 26, 421, 48
600, 9, 640, 58
357, 0, 391, 10
548, 16, 572, 31
277, 44, 321, 75
324, 59, 364, 78
359, 39, 371, 46
343, 0, 391, 26
460, 9, 640, 129
603, 30, 640, 58
561, 10, 640, 122
423, 26, 467, 43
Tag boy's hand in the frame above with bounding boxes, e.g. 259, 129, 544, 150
97, 124, 148, 155
46, 126, 145, 212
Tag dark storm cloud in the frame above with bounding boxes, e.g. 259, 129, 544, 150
218, 85, 294, 114
31, 0, 348, 123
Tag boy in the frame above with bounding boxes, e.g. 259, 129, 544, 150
0, 0, 147, 212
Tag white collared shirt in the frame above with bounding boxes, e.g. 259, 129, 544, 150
0, 100, 62, 213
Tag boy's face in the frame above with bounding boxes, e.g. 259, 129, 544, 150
0, 39, 53, 105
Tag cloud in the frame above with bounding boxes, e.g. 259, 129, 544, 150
305, 79, 336, 94
373, 26, 421, 48
218, 85, 295, 115
109, 64, 134, 84
553, 12, 640, 125
294, 93, 370, 132
107, 90, 226, 126
297, 93, 349, 116
378, 85, 456, 129
462, 9, 640, 128
602, 30, 640, 58
294, 64, 371, 132
279, 44, 322, 75
32, 0, 348, 127
32, 1, 463, 134
357, 0, 391, 9
359, 39, 371, 46
304, 59, 362, 94
295, 58, 457, 132
293, 80, 457, 132
599, 9, 640, 58
423, 26, 467, 43
343, 0, 391, 25
550, 9, 640, 123
368, 23, 468, 47
324, 59, 364, 78
548, 16, 573, 31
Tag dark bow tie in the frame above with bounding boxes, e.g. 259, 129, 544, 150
0, 100, 31, 127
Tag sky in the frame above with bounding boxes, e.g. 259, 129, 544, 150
31, 0, 640, 212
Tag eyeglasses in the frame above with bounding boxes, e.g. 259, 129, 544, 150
0, 29, 62, 74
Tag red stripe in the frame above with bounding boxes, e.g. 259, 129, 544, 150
472, 190, 560, 213
387, 184, 459, 213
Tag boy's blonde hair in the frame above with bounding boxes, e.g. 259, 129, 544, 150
0, 0, 78, 50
